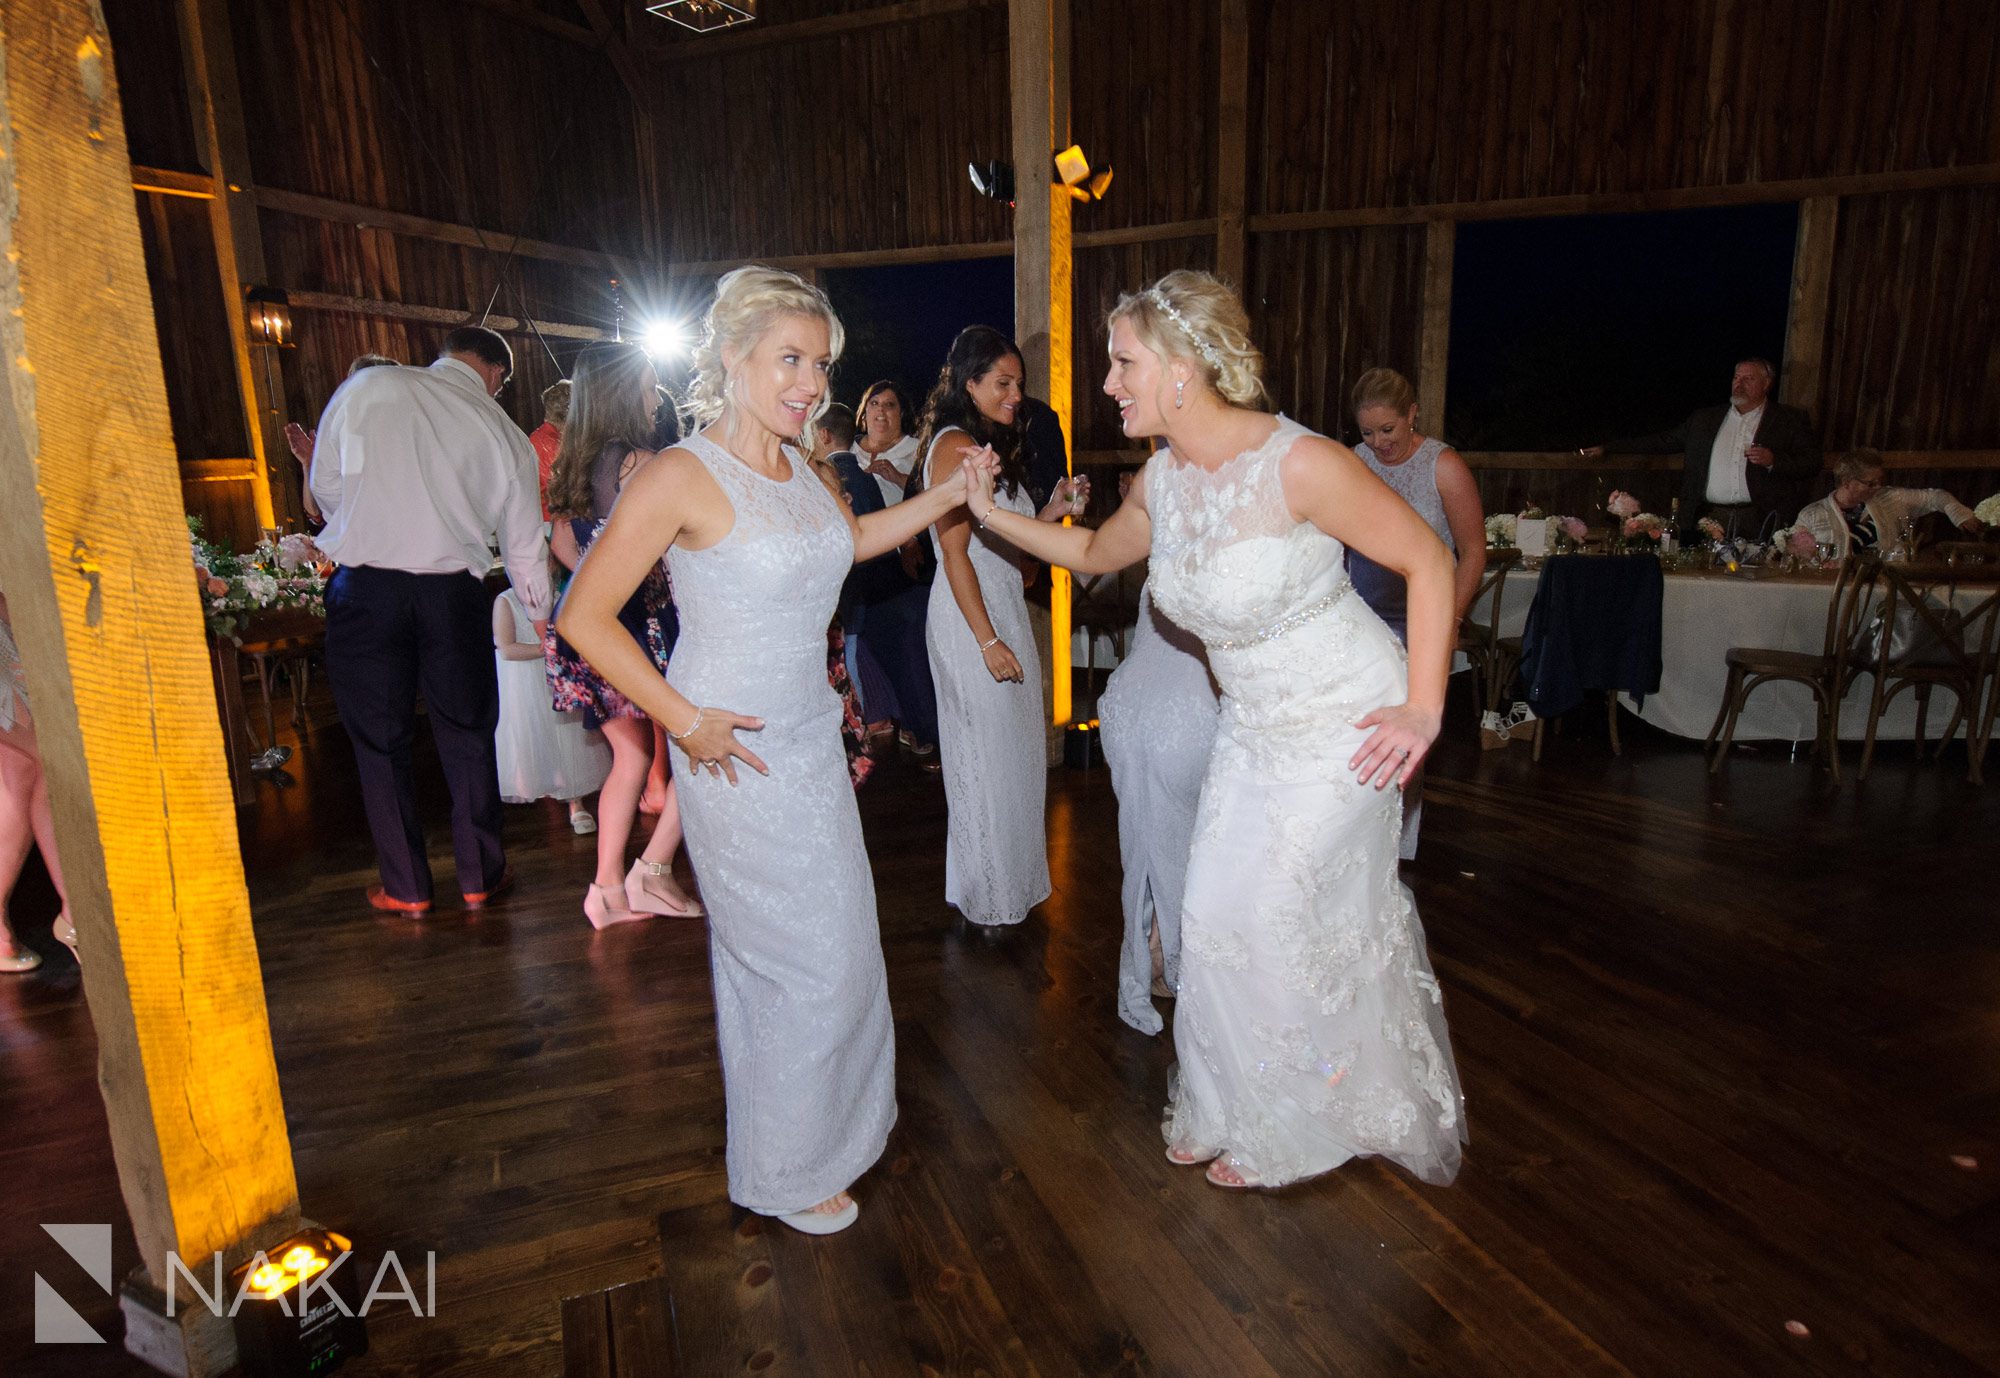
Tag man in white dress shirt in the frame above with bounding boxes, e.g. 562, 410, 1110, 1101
310, 326, 551, 915
1584, 358, 1821, 539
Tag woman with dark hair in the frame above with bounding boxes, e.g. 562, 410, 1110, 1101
855, 379, 920, 507
545, 342, 701, 927
919, 326, 1087, 926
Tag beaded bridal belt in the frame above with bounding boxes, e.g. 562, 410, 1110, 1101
1209, 583, 1351, 651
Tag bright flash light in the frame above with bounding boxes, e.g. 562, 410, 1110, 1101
639, 318, 688, 359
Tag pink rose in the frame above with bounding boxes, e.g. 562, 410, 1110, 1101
1559, 516, 1588, 543
205, 576, 229, 597
1606, 490, 1641, 518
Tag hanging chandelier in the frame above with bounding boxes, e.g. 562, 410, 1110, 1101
646, 0, 756, 33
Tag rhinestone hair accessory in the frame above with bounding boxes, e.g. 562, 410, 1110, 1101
1144, 288, 1226, 375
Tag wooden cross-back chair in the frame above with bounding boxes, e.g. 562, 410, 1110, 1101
1857, 546, 2000, 783
1705, 552, 1883, 779
1458, 547, 1522, 715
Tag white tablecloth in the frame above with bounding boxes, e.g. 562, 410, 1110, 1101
1494, 568, 1989, 742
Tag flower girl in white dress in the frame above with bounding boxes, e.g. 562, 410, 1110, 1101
492, 588, 609, 832
959, 271, 1467, 1190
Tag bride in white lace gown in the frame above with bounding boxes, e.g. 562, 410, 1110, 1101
961, 271, 1466, 1190
918, 327, 1085, 926
558, 269, 992, 1233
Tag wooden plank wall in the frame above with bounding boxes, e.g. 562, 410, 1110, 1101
109, 0, 2000, 535
1254, 0, 2000, 214
107, 0, 654, 543
1821, 184, 2000, 452
1241, 0, 2000, 511
649, 5, 1014, 262
1067, 0, 1218, 236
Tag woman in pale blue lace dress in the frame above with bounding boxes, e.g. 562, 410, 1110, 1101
959, 271, 1466, 1191
1098, 581, 1217, 1034
558, 268, 991, 1234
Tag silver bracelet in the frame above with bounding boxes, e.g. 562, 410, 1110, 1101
669, 706, 705, 741
977, 505, 998, 530
979, 635, 1002, 652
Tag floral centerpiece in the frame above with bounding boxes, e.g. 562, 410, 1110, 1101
1696, 516, 1727, 547
1619, 512, 1668, 549
1605, 490, 1641, 520
1551, 515, 1588, 552
189, 516, 330, 642
1484, 513, 1518, 548
1976, 493, 2000, 526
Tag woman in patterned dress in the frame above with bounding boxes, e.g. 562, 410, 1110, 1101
545, 342, 702, 928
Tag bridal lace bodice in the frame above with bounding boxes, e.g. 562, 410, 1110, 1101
1142, 415, 1465, 1187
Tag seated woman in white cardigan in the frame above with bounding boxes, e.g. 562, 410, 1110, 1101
1797, 448, 1982, 557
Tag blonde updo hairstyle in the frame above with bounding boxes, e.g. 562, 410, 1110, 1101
1108, 269, 1269, 409
1351, 366, 1416, 418
682, 266, 846, 446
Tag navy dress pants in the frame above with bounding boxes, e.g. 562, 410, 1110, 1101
325, 565, 505, 903
861, 583, 938, 750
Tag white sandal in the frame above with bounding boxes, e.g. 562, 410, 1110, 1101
754, 1194, 859, 1236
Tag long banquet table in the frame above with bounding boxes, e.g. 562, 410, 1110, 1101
1492, 564, 1990, 743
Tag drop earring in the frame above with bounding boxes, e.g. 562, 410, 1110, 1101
1174, 379, 1186, 409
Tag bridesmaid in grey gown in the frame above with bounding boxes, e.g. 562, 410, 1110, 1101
558, 268, 989, 1234
1098, 581, 1218, 1034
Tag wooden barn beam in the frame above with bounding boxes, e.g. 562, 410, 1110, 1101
646, 0, 998, 61
1215, 0, 1249, 287
574, 0, 667, 266
0, 6, 300, 1374
1074, 217, 1219, 249
286, 288, 609, 340
1782, 196, 1839, 419
455, 0, 602, 47
1010, 0, 1075, 729
255, 185, 622, 270
668, 239, 1013, 276
179, 0, 287, 527
131, 163, 215, 199
576, 0, 647, 100
1246, 162, 2000, 234
1417, 221, 1455, 435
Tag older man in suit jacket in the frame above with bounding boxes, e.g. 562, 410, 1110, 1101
1585, 358, 1821, 539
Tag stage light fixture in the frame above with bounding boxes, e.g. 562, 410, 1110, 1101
646, 0, 756, 33
230, 1228, 369, 1376
639, 317, 689, 359
247, 287, 295, 348
968, 159, 1016, 205
1054, 145, 1114, 204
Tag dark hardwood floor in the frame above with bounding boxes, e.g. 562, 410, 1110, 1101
3, 684, 1996, 1376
